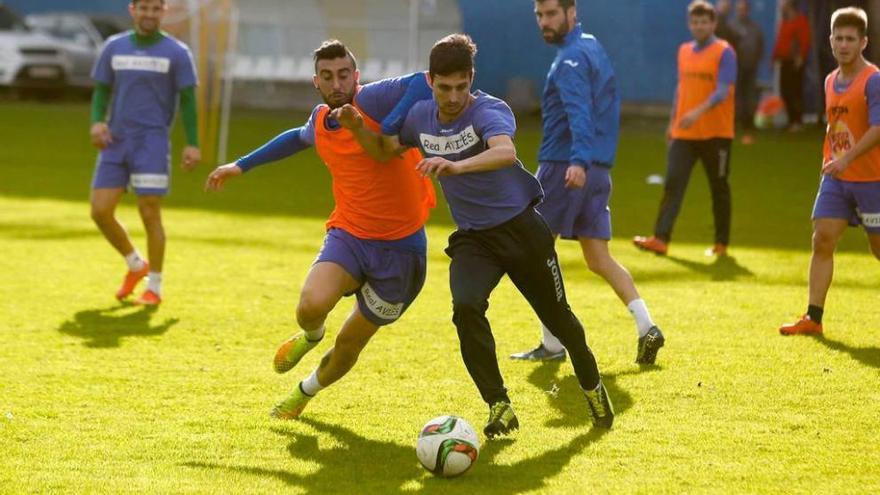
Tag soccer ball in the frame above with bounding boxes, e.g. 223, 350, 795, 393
416, 415, 480, 477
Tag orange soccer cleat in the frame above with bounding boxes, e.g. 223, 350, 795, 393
706, 243, 728, 257
633, 235, 668, 255
115, 263, 150, 300
133, 289, 161, 306
779, 315, 823, 336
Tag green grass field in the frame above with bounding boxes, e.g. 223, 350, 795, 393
1, 102, 879, 494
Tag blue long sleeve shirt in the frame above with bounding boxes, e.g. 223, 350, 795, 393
539, 23, 620, 168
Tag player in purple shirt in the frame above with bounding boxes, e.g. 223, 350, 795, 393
88, 0, 200, 306
336, 34, 614, 436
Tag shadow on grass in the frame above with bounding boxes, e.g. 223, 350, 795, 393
58, 304, 178, 348
526, 362, 640, 428
183, 415, 610, 494
812, 334, 880, 371
663, 254, 754, 281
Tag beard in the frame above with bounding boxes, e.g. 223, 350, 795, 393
322, 89, 355, 109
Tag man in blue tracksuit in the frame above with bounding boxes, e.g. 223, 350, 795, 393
511, 0, 666, 365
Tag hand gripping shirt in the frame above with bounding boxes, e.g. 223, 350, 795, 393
399, 91, 543, 230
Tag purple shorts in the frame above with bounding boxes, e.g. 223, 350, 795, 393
92, 132, 171, 196
536, 162, 612, 240
812, 175, 880, 234
315, 228, 427, 326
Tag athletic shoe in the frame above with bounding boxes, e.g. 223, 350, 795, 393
483, 401, 519, 439
273, 332, 320, 374
779, 315, 823, 336
583, 380, 614, 429
705, 243, 728, 257
633, 236, 668, 255
133, 289, 161, 306
115, 262, 149, 300
270, 385, 312, 420
636, 326, 665, 364
509, 343, 566, 361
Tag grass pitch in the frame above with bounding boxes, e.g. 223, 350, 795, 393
1, 102, 878, 494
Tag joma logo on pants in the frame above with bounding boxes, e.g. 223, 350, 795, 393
547, 258, 563, 302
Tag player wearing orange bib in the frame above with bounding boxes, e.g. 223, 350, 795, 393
780, 8, 880, 336
206, 40, 436, 417
634, 0, 736, 257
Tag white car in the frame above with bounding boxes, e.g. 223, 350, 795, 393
26, 13, 128, 88
0, 5, 70, 92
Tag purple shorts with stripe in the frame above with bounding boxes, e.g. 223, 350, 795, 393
92, 132, 171, 196
536, 162, 612, 240
315, 228, 427, 326
812, 175, 880, 234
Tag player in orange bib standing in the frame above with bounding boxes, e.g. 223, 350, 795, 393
205, 40, 436, 417
634, 0, 736, 257
780, 7, 880, 336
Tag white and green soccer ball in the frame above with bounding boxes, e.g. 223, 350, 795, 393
416, 415, 480, 477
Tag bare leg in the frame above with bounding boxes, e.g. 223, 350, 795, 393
90, 188, 134, 256
296, 262, 361, 332
868, 233, 880, 261
315, 307, 380, 387
579, 237, 640, 304
137, 195, 165, 272
808, 219, 848, 307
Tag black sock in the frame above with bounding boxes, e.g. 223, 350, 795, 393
807, 305, 824, 324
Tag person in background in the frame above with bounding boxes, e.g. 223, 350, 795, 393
773, 0, 811, 132
731, 0, 765, 145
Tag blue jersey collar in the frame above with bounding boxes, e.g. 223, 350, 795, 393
692, 35, 717, 52
560, 23, 584, 47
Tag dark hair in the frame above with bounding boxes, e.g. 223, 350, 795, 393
313, 39, 357, 72
687, 0, 716, 21
429, 34, 477, 77
831, 7, 868, 37
535, 0, 576, 9
131, 0, 165, 4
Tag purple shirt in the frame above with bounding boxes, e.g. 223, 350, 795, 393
833, 71, 880, 126
399, 91, 543, 230
92, 31, 197, 138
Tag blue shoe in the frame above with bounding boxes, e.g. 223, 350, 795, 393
636, 326, 665, 365
509, 343, 566, 362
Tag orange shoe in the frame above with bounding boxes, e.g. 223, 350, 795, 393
115, 263, 150, 300
705, 243, 728, 257
633, 236, 668, 255
779, 315, 823, 336
134, 289, 161, 306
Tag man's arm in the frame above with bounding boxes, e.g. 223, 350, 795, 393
179, 86, 200, 170
333, 104, 411, 162
417, 135, 516, 178
205, 127, 311, 191
678, 47, 737, 129
90, 82, 112, 149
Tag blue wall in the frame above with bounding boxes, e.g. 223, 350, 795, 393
460, 0, 778, 103
4, 0, 127, 15
7, 0, 780, 104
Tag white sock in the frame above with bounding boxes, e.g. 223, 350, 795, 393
627, 298, 655, 337
304, 325, 325, 342
300, 369, 324, 397
146, 272, 162, 295
540, 324, 565, 353
124, 251, 146, 272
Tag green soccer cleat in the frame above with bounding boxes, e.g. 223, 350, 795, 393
483, 401, 519, 439
583, 380, 614, 429
273, 332, 320, 374
270, 385, 312, 420
636, 326, 665, 365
